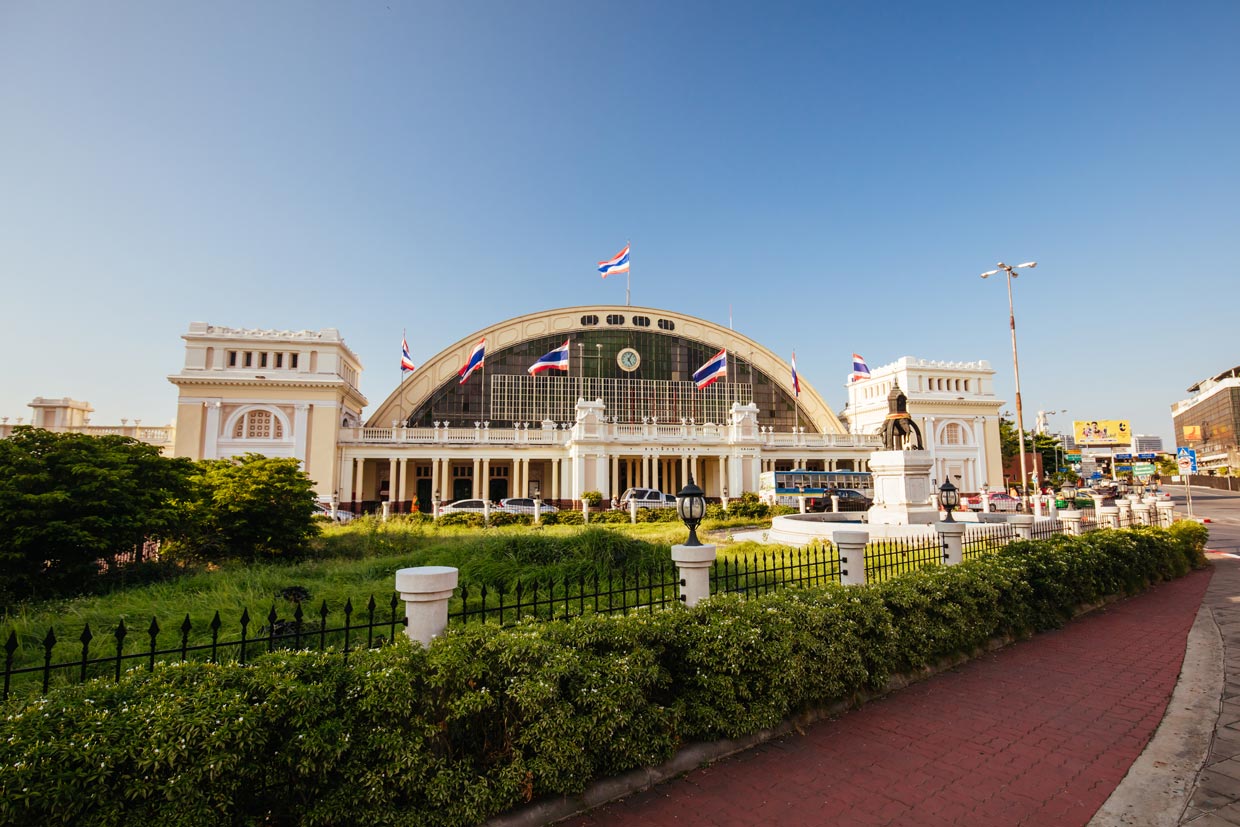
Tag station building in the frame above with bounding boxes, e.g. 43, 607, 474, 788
166, 306, 1005, 511
1172, 366, 1240, 473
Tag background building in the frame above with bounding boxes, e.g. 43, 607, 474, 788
838, 356, 1004, 491
0, 397, 176, 453
165, 306, 1004, 509
1171, 366, 1240, 473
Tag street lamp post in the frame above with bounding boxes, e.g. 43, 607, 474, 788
981, 261, 1037, 506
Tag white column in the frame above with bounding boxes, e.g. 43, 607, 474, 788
552, 458, 561, 502
396, 457, 407, 509
936, 522, 965, 566
1099, 505, 1119, 529
1010, 514, 1035, 540
611, 455, 619, 499
396, 567, 458, 647
690, 454, 698, 483
340, 454, 355, 503
671, 544, 716, 607
481, 458, 490, 501
681, 455, 689, 486
835, 531, 868, 586
1156, 501, 1175, 527
975, 416, 989, 490
442, 458, 453, 501
1061, 509, 1084, 535
354, 458, 365, 504
293, 403, 310, 466
641, 455, 650, 488
203, 400, 222, 460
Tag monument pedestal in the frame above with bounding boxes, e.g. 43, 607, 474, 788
867, 449, 939, 525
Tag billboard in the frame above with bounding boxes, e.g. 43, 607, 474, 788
1073, 419, 1131, 446
1182, 424, 1203, 442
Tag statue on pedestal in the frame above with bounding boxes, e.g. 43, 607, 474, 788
879, 383, 924, 451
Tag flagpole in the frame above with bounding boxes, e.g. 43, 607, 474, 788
399, 328, 405, 427
626, 238, 631, 307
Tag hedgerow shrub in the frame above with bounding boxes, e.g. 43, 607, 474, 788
636, 507, 678, 523
487, 512, 533, 528
437, 512, 484, 528
545, 510, 584, 525
589, 509, 630, 524
0, 523, 1207, 827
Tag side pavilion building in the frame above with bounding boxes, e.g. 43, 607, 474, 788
169, 306, 999, 511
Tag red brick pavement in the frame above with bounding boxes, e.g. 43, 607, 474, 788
560, 568, 1213, 827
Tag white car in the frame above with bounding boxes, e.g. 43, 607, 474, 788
439, 499, 491, 515
499, 497, 559, 515
313, 503, 355, 523
619, 488, 678, 509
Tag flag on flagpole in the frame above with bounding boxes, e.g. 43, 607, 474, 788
791, 351, 800, 397
458, 338, 486, 384
693, 348, 728, 389
850, 353, 871, 382
528, 340, 570, 375
401, 336, 416, 373
597, 244, 631, 278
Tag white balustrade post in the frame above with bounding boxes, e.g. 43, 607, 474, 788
1099, 505, 1119, 529
381, 501, 391, 522
1033, 494, 1043, 518
395, 566, 459, 647
534, 500, 542, 524
798, 495, 806, 514
671, 544, 716, 607
1115, 499, 1132, 527
1009, 514, 1035, 540
835, 531, 868, 586
483, 499, 491, 525
1061, 509, 1083, 536
1132, 502, 1152, 526
630, 497, 638, 524
583, 500, 590, 525
831, 494, 840, 513
1156, 501, 1175, 527
935, 522, 966, 566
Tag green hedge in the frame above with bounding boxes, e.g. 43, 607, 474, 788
0, 524, 1207, 827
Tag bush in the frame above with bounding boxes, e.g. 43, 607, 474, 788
437, 512, 484, 528
725, 492, 770, 520
581, 490, 603, 506
0, 525, 1207, 826
545, 510, 584, 525
636, 507, 678, 523
487, 512, 532, 528
589, 509, 630, 524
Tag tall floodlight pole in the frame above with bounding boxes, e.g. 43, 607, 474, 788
981, 261, 1038, 502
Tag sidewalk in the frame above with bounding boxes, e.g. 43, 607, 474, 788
555, 567, 1213, 827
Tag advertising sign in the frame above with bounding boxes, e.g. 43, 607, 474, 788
1073, 420, 1132, 446
1182, 425, 1202, 442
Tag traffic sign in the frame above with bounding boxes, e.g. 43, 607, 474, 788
1134, 462, 1156, 477
1137, 453, 1157, 460
1115, 453, 1133, 461
1177, 447, 1197, 473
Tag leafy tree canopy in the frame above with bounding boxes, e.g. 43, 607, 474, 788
0, 427, 193, 598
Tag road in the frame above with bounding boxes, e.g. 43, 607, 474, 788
1164, 484, 1240, 552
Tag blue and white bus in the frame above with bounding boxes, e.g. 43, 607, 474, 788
758, 469, 874, 509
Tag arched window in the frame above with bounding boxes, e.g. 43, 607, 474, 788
943, 422, 963, 445
233, 409, 284, 439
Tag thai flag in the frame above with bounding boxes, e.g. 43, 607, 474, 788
528, 340, 570, 375
401, 336, 416, 373
597, 244, 630, 278
693, 348, 728, 390
791, 351, 800, 397
850, 353, 871, 383
458, 338, 485, 384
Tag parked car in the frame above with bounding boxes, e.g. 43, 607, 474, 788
964, 492, 1025, 512
439, 499, 490, 515
499, 497, 559, 515
619, 488, 678, 509
313, 502, 355, 523
809, 488, 872, 512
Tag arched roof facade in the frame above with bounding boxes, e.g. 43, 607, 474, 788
367, 305, 845, 434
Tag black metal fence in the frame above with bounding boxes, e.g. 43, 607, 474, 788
1031, 519, 1066, 540
3, 594, 406, 701
964, 523, 1018, 560
448, 562, 685, 625
711, 544, 841, 597
865, 534, 946, 581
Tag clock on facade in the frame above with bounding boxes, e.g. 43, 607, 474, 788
617, 347, 641, 372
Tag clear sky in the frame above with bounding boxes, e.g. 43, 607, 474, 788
2, 1, 1237, 447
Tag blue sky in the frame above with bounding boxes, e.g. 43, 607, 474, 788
2, 1, 1237, 446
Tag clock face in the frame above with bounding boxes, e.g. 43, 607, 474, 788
617, 347, 641, 372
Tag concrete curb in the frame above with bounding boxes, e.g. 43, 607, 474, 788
1087, 594, 1222, 826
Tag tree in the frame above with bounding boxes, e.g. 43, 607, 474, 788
176, 454, 319, 560
0, 428, 193, 598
